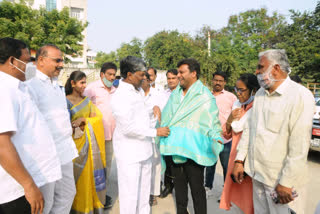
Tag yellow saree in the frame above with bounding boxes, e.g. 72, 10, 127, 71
68, 97, 106, 214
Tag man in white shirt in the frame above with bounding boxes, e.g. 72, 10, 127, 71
26, 44, 78, 214
111, 56, 170, 214
141, 72, 163, 206
160, 68, 179, 198
232, 49, 314, 214
0, 38, 61, 214
147, 67, 164, 93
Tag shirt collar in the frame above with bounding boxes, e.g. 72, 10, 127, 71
36, 69, 51, 82
119, 79, 138, 92
266, 77, 290, 96
0, 71, 21, 88
212, 89, 225, 96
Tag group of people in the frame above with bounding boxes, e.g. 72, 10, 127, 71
0, 36, 315, 214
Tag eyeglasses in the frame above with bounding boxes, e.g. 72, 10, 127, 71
234, 87, 248, 94
44, 56, 64, 63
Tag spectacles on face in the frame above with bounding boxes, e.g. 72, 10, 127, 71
234, 87, 248, 94
44, 56, 64, 63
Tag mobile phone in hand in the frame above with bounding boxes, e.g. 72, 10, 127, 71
270, 189, 298, 204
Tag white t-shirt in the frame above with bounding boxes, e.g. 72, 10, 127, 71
0, 71, 61, 204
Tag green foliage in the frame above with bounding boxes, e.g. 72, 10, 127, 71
277, 2, 320, 82
117, 37, 143, 61
95, 3, 320, 85
144, 30, 194, 69
0, 0, 86, 57
95, 51, 118, 68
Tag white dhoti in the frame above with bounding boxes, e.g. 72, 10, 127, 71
40, 162, 76, 214
150, 143, 162, 196
252, 179, 306, 214
117, 157, 152, 214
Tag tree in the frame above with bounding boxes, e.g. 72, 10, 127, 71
277, 2, 320, 82
95, 51, 118, 68
144, 30, 194, 69
0, 0, 87, 57
116, 37, 143, 61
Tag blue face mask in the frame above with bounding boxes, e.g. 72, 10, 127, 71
102, 77, 113, 88
240, 95, 254, 105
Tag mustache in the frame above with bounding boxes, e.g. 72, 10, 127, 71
56, 67, 63, 71
215, 84, 221, 87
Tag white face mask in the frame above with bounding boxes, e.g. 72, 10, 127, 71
10, 57, 27, 74
257, 65, 275, 89
257, 64, 289, 89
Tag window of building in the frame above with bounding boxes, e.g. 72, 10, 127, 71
46, 0, 56, 11
71, 7, 84, 20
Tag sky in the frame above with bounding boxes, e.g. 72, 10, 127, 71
87, 0, 318, 53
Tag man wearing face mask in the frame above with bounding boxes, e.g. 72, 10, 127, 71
0, 38, 62, 214
205, 71, 237, 199
233, 49, 314, 213
26, 44, 78, 214
111, 56, 170, 214
83, 62, 117, 209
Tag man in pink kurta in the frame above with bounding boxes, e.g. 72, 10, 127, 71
83, 62, 117, 209
205, 71, 237, 199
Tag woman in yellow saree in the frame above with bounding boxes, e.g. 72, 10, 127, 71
65, 71, 107, 214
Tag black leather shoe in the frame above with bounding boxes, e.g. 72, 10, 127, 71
149, 195, 157, 206
104, 195, 113, 209
160, 185, 173, 198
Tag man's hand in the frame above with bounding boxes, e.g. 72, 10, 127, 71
153, 106, 161, 123
24, 182, 44, 214
230, 108, 242, 121
232, 162, 244, 184
157, 127, 170, 137
72, 117, 86, 128
275, 184, 294, 204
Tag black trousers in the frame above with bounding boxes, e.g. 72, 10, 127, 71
171, 158, 206, 214
163, 155, 174, 188
0, 196, 31, 214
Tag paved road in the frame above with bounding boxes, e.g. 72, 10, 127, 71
105, 150, 320, 214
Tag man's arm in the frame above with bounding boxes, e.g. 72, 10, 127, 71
0, 132, 43, 214
112, 97, 169, 139
232, 116, 250, 184
279, 90, 314, 187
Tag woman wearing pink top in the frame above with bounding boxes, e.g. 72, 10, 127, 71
219, 73, 260, 214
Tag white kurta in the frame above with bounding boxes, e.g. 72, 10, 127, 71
144, 87, 163, 196
111, 81, 157, 214
236, 77, 314, 213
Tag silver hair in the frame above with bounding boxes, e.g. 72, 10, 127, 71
120, 56, 146, 78
258, 49, 291, 73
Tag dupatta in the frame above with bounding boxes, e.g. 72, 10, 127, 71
160, 80, 224, 166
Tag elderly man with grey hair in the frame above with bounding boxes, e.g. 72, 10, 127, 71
111, 56, 170, 214
232, 49, 314, 213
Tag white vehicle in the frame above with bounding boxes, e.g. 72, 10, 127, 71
311, 98, 320, 152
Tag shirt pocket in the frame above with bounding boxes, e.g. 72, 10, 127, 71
265, 110, 284, 133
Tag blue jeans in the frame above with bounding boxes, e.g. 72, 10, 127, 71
205, 141, 232, 189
